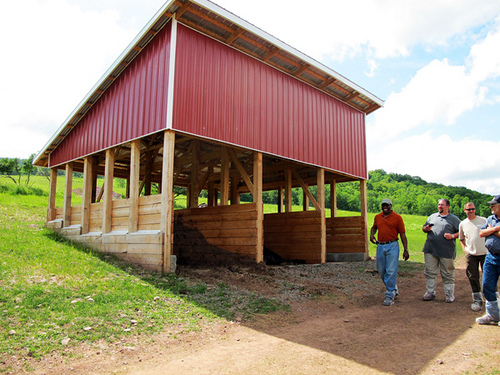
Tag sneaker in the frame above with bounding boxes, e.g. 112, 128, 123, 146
471, 300, 483, 311
422, 291, 436, 301
394, 290, 399, 299
445, 295, 455, 303
383, 296, 394, 306
476, 314, 499, 325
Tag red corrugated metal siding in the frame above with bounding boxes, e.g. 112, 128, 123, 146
49, 23, 172, 167
173, 25, 367, 178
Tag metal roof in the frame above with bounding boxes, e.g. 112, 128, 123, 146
35, 0, 383, 167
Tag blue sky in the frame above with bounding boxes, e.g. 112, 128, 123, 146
1, 0, 500, 195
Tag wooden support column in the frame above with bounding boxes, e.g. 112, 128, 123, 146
161, 130, 175, 273
277, 186, 283, 213
360, 179, 369, 259
81, 157, 93, 234
230, 175, 240, 205
129, 140, 140, 233
102, 148, 115, 234
207, 169, 216, 206
189, 141, 199, 208
302, 183, 309, 211
285, 169, 292, 212
330, 180, 337, 217
220, 147, 230, 205
47, 168, 57, 222
63, 163, 73, 228
253, 152, 263, 263
317, 169, 326, 263
144, 151, 153, 196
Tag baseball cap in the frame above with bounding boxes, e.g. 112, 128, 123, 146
487, 195, 500, 205
381, 198, 392, 205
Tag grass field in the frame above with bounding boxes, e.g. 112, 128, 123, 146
0, 175, 462, 368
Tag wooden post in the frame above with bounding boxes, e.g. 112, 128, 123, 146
317, 169, 326, 263
277, 186, 283, 213
253, 152, 263, 263
144, 151, 153, 196
47, 168, 57, 222
189, 140, 199, 208
102, 148, 115, 234
330, 179, 337, 218
81, 157, 93, 234
63, 163, 73, 228
285, 169, 292, 212
161, 130, 175, 273
360, 179, 369, 260
220, 147, 230, 205
231, 175, 240, 205
302, 183, 309, 211
129, 140, 140, 233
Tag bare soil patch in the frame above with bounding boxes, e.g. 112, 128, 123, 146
11, 258, 500, 374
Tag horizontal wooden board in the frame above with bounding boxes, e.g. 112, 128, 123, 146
174, 236, 257, 247
138, 194, 162, 206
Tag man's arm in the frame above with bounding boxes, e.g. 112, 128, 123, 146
369, 225, 378, 244
479, 223, 500, 238
400, 232, 409, 260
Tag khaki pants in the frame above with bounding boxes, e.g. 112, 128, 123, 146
424, 253, 455, 290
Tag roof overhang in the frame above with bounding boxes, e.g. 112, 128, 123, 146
35, 0, 384, 167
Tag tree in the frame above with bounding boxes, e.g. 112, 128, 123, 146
0, 157, 21, 184
22, 154, 36, 185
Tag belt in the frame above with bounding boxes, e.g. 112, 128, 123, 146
376, 239, 398, 245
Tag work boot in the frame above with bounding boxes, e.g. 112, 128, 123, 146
471, 292, 483, 312
444, 284, 455, 303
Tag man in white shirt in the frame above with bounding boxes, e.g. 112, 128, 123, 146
459, 202, 488, 311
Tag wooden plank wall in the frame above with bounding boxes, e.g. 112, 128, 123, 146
263, 211, 322, 264
89, 202, 104, 233
173, 203, 259, 264
138, 194, 162, 230
111, 198, 130, 232
326, 216, 366, 253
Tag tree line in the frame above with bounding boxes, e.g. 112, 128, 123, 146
0, 157, 493, 219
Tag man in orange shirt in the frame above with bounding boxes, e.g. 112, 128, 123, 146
370, 198, 410, 306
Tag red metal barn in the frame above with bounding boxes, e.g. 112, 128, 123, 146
34, 0, 383, 273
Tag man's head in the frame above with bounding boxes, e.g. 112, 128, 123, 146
381, 198, 393, 215
463, 202, 476, 219
438, 199, 450, 215
487, 195, 500, 217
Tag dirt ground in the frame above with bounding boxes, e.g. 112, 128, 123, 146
13, 257, 500, 375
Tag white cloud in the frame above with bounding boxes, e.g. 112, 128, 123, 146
368, 59, 483, 140
214, 0, 500, 61
0, 0, 137, 158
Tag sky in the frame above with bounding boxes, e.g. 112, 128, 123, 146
1, 0, 500, 195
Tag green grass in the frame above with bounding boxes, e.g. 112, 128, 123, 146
0, 182, 286, 367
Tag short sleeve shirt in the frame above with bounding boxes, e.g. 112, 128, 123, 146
423, 212, 461, 259
459, 216, 488, 256
372, 211, 406, 242
480, 215, 500, 253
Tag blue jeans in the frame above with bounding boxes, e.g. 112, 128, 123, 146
376, 241, 399, 298
482, 252, 500, 302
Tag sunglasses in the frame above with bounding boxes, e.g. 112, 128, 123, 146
464, 208, 475, 211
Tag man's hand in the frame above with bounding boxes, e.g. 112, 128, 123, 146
403, 249, 410, 261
